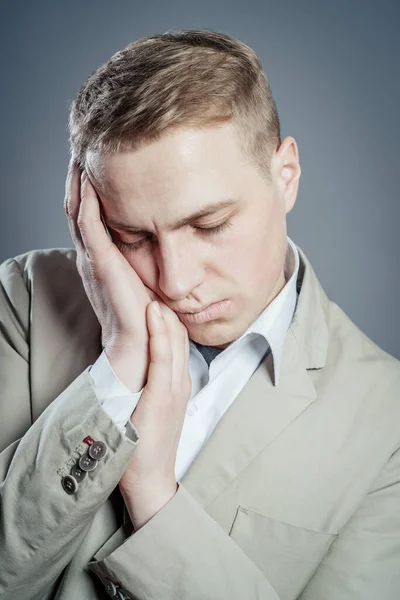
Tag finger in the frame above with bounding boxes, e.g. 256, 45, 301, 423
143, 301, 172, 398
160, 305, 186, 394
162, 306, 191, 399
64, 158, 84, 251
77, 171, 114, 262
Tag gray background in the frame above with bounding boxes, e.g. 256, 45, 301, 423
0, 0, 399, 358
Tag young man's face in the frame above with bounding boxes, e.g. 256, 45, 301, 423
86, 123, 300, 349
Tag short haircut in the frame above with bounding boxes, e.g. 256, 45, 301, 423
68, 29, 281, 181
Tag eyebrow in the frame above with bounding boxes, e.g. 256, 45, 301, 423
106, 198, 240, 233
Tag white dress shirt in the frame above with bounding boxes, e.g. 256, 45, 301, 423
89, 236, 300, 482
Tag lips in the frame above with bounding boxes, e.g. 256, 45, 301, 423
176, 303, 215, 315
176, 299, 231, 324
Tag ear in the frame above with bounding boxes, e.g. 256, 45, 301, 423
271, 136, 301, 214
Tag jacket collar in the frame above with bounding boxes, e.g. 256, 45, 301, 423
290, 244, 330, 370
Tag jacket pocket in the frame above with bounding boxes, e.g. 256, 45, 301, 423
229, 506, 338, 600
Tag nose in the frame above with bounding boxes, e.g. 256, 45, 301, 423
156, 236, 205, 300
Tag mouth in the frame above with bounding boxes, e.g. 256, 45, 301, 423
176, 303, 214, 314
176, 299, 231, 324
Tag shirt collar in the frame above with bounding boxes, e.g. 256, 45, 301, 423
249, 236, 300, 385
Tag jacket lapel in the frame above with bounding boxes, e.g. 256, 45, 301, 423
181, 245, 330, 509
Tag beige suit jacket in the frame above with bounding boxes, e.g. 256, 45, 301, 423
0, 244, 399, 600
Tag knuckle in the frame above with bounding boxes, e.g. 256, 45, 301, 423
76, 213, 87, 230
64, 195, 72, 217
84, 248, 96, 264
77, 252, 95, 277
80, 174, 88, 194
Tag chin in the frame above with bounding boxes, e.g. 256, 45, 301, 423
187, 321, 239, 349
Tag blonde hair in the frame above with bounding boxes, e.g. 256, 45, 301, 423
68, 29, 281, 180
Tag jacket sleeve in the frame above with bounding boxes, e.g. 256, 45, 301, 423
0, 258, 140, 600
88, 481, 282, 599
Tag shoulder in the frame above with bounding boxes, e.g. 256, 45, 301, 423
2, 246, 78, 288
0, 247, 94, 338
1, 247, 85, 307
326, 299, 400, 377
321, 299, 400, 446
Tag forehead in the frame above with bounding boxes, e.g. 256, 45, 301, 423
85, 124, 251, 199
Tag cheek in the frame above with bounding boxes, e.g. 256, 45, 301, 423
222, 214, 286, 289
125, 254, 158, 289
221, 223, 268, 270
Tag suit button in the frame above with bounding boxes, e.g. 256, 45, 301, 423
71, 463, 88, 483
104, 578, 117, 597
61, 475, 78, 494
88, 440, 107, 461
78, 452, 98, 472
116, 589, 132, 599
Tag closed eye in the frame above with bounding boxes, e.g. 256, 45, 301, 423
115, 220, 233, 252
196, 220, 232, 235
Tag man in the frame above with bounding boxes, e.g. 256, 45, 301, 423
0, 29, 399, 600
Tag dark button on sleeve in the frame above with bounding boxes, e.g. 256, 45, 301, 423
116, 589, 132, 599
61, 475, 78, 495
78, 452, 98, 472
71, 463, 88, 482
104, 578, 117, 597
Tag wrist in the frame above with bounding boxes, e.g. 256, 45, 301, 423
120, 481, 178, 531
105, 345, 148, 393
